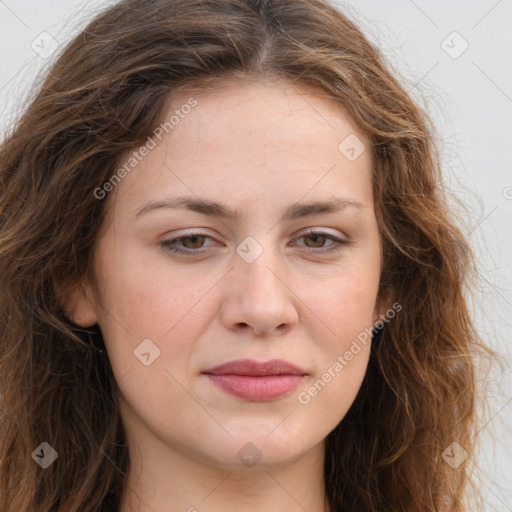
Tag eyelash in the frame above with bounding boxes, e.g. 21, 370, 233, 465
160, 229, 350, 256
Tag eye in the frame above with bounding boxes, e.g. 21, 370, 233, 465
291, 228, 350, 254
160, 229, 350, 256
160, 230, 217, 255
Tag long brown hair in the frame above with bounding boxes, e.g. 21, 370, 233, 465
0, 0, 494, 510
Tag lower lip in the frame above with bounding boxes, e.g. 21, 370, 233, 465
205, 374, 305, 401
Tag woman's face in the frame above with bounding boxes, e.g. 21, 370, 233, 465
71, 78, 389, 471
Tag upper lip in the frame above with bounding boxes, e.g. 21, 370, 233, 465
202, 358, 307, 376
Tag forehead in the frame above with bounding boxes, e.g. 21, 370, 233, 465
170, 76, 365, 142
107, 77, 374, 219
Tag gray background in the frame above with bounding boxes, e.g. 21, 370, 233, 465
0, 0, 510, 509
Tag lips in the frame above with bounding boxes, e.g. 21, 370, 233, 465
204, 359, 306, 376
202, 359, 307, 401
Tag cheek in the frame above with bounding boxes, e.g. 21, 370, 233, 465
300, 263, 378, 402
94, 237, 201, 331
93, 245, 217, 373
313, 266, 380, 342
296, 272, 376, 424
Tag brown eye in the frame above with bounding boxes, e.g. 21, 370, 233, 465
179, 235, 207, 249
302, 233, 328, 248
161, 232, 217, 255
294, 230, 349, 254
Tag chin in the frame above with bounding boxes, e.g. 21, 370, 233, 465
191, 430, 317, 471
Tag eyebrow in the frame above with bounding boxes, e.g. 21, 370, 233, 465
134, 195, 364, 221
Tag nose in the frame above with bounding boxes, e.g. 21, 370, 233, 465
219, 246, 299, 337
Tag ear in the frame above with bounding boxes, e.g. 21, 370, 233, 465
372, 285, 395, 326
58, 280, 99, 328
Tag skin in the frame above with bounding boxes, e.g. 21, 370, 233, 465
67, 76, 391, 512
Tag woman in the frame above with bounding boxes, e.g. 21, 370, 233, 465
0, 0, 494, 510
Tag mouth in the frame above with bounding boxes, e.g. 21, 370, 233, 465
202, 358, 308, 402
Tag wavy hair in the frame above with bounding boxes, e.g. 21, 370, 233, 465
0, 0, 494, 510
